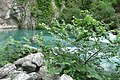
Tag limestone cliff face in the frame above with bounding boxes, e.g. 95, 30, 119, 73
0, 0, 65, 29
0, 0, 35, 29
0, 0, 17, 27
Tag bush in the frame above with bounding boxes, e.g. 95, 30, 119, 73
39, 14, 120, 79
0, 37, 35, 67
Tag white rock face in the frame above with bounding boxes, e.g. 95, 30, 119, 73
0, 63, 16, 78
0, 78, 11, 80
13, 73, 31, 80
15, 52, 44, 67
59, 74, 73, 80
0, 0, 17, 26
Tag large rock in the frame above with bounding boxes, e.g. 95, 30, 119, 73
28, 72, 42, 80
15, 52, 44, 67
0, 63, 16, 79
59, 74, 73, 80
13, 73, 31, 80
8, 70, 26, 79
13, 72, 42, 80
39, 66, 47, 80
22, 61, 37, 73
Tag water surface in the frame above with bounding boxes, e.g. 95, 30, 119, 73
0, 29, 70, 48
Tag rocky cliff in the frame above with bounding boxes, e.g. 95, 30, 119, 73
0, 0, 35, 29
0, 0, 17, 28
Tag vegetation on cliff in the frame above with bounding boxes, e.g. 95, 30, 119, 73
15, 0, 120, 29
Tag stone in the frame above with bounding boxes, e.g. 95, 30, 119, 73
22, 61, 37, 73
0, 63, 16, 79
15, 52, 44, 67
28, 72, 42, 80
13, 73, 31, 80
8, 70, 25, 79
59, 74, 73, 80
0, 18, 4, 24
17, 67, 23, 71
38, 66, 47, 80
0, 78, 11, 80
0, 53, 46, 80
0, 0, 16, 25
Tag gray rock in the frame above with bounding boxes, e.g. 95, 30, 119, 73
0, 53, 46, 80
0, 18, 4, 24
8, 70, 26, 79
0, 0, 17, 25
0, 78, 11, 80
59, 74, 73, 80
0, 63, 16, 79
17, 67, 23, 71
39, 66, 47, 80
22, 61, 37, 73
13, 73, 31, 80
15, 52, 44, 67
13, 72, 42, 80
28, 72, 42, 80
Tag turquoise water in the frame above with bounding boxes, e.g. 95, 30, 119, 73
0, 29, 70, 48
0, 29, 50, 47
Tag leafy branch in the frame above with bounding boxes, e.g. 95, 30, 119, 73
84, 49, 101, 64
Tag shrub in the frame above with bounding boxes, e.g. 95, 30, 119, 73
39, 14, 120, 79
0, 37, 35, 67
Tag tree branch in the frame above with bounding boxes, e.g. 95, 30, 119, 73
84, 49, 101, 64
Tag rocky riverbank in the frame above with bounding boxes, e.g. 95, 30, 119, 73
0, 25, 17, 29
0, 52, 73, 80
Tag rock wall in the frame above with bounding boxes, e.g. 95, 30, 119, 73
0, 0, 36, 29
0, 0, 17, 28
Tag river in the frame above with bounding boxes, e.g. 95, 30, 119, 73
0, 29, 71, 48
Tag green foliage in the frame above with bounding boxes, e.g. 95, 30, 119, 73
91, 1, 115, 20
0, 37, 35, 67
16, 0, 26, 5
16, 0, 119, 29
31, 0, 54, 25
39, 14, 120, 79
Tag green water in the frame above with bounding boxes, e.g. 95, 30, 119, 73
0, 29, 70, 48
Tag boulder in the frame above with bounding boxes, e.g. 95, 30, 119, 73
38, 66, 47, 80
28, 72, 42, 80
59, 74, 73, 80
13, 72, 31, 80
14, 52, 44, 67
0, 63, 16, 79
22, 61, 37, 73
8, 70, 26, 79
13, 72, 42, 80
